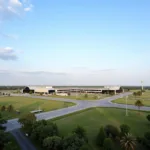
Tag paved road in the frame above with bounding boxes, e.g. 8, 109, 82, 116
11, 129, 37, 150
4, 92, 150, 132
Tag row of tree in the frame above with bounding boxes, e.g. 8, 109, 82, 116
0, 113, 18, 150
96, 124, 136, 150
18, 113, 89, 150
133, 91, 143, 97
1, 105, 14, 112
0, 92, 11, 96
95, 114, 150, 150
18, 112, 150, 150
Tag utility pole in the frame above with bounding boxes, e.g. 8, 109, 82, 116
125, 96, 128, 116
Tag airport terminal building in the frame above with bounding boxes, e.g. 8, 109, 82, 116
23, 86, 123, 95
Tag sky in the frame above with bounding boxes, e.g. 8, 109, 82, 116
0, 0, 150, 86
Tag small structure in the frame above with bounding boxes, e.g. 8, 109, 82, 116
30, 109, 43, 113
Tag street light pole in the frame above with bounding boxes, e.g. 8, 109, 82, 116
76, 87, 77, 99
126, 96, 128, 116
141, 80, 144, 91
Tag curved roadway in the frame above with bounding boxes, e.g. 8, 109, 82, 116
4, 92, 150, 132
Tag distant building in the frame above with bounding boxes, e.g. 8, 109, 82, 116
23, 85, 123, 95
23, 86, 55, 94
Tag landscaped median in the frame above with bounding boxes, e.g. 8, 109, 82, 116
112, 91, 150, 107
0, 96, 75, 120
48, 93, 110, 100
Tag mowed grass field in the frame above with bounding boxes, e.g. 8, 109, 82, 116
113, 91, 150, 106
53, 108, 150, 150
49, 93, 109, 100
0, 96, 74, 119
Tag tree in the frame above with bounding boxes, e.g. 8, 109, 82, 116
146, 115, 150, 122
96, 126, 106, 146
79, 144, 90, 150
103, 138, 113, 150
84, 94, 88, 99
29, 91, 33, 94
31, 121, 59, 144
104, 125, 120, 139
120, 124, 130, 136
93, 95, 98, 99
1, 105, 6, 111
0, 113, 7, 130
7, 105, 14, 112
133, 92, 137, 98
18, 113, 36, 134
43, 136, 62, 150
137, 91, 142, 96
63, 133, 85, 150
68, 92, 71, 96
73, 126, 88, 142
120, 133, 136, 150
143, 131, 150, 149
0, 130, 8, 150
4, 142, 18, 150
135, 100, 144, 114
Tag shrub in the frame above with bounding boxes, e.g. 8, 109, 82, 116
0, 130, 9, 149
68, 92, 71, 96
93, 95, 98, 99
103, 138, 113, 150
144, 132, 150, 140
7, 105, 14, 112
29, 91, 33, 94
96, 126, 106, 146
73, 126, 88, 142
120, 124, 130, 135
63, 133, 85, 150
1, 106, 6, 111
84, 94, 88, 98
104, 125, 120, 139
79, 144, 90, 150
137, 91, 142, 96
43, 136, 62, 150
147, 115, 150, 122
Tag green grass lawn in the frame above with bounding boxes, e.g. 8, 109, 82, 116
52, 107, 150, 150
0, 96, 74, 119
113, 91, 150, 106
49, 93, 109, 100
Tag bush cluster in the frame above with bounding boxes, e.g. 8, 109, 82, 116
19, 114, 89, 150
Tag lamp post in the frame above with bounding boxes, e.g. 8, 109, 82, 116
76, 87, 77, 99
125, 96, 128, 116
141, 80, 144, 91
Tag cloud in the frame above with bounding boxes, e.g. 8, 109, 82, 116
0, 32, 18, 39
0, 47, 18, 60
24, 4, 33, 12
0, 0, 33, 21
20, 71, 68, 76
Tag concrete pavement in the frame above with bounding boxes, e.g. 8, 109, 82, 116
4, 92, 150, 132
